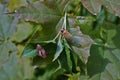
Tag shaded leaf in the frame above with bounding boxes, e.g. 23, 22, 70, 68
81, 0, 102, 15
7, 0, 27, 12
81, 0, 120, 17
89, 63, 120, 80
10, 22, 33, 43
9, 0, 68, 24
59, 50, 71, 72
65, 44, 72, 72
22, 43, 37, 58
0, 53, 18, 80
8, 0, 69, 43
79, 75, 89, 80
32, 43, 56, 66
100, 63, 120, 80
0, 41, 18, 67
18, 58, 34, 79
0, 53, 34, 80
101, 0, 120, 17
87, 45, 109, 77
75, 16, 101, 39
0, 3, 18, 42
88, 24, 120, 80
37, 62, 65, 80
67, 73, 80, 80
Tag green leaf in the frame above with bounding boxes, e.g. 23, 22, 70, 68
37, 62, 65, 80
67, 73, 80, 80
18, 58, 34, 79
88, 46, 120, 80
0, 53, 18, 80
65, 44, 72, 72
7, 0, 68, 43
0, 41, 18, 67
81, 0, 120, 17
64, 39, 73, 72
0, 3, 18, 42
75, 16, 101, 39
10, 22, 33, 43
29, 23, 57, 43
79, 75, 89, 80
88, 24, 120, 80
101, 0, 120, 17
10, 0, 68, 24
53, 35, 63, 61
7, 0, 27, 12
81, 0, 102, 15
89, 63, 120, 80
8, 0, 69, 43
59, 50, 71, 72
0, 4, 18, 71
0, 53, 34, 80
22, 43, 37, 58
87, 45, 107, 77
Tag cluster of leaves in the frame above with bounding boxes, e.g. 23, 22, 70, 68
0, 0, 120, 80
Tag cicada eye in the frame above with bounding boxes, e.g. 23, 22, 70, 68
61, 28, 65, 33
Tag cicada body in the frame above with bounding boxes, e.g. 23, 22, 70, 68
61, 29, 94, 48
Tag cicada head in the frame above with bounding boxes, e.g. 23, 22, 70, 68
61, 28, 67, 35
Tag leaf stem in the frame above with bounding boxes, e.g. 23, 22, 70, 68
84, 64, 88, 76
52, 31, 61, 42
62, 12, 67, 29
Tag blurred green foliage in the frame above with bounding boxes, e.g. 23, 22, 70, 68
0, 0, 120, 80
